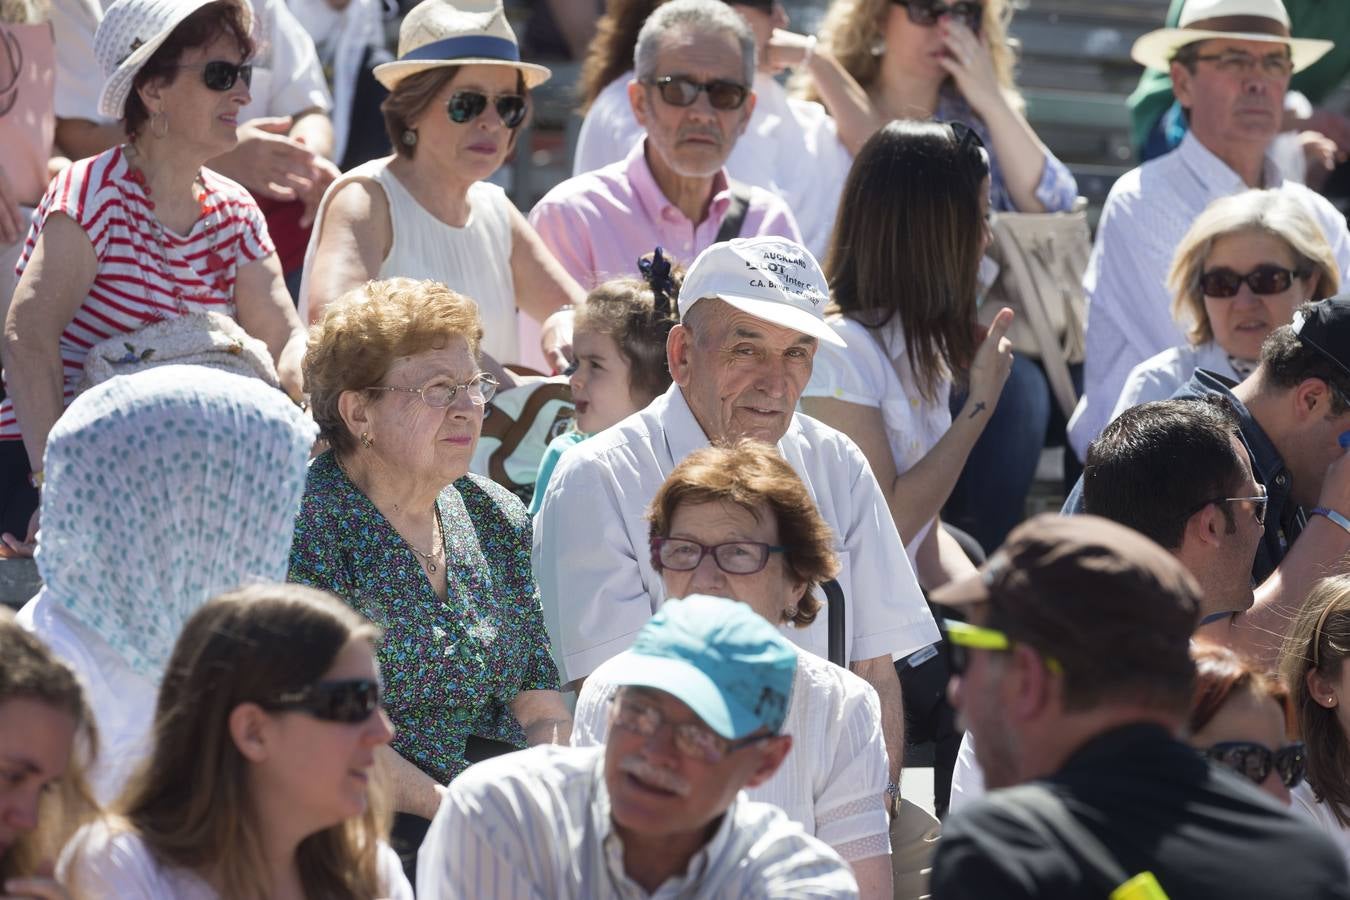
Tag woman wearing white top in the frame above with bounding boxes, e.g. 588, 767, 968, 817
571, 441, 894, 900
1280, 575, 1350, 868
1111, 189, 1338, 421
300, 0, 584, 371
60, 584, 412, 900
801, 120, 1012, 590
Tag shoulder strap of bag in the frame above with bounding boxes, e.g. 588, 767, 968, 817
822, 578, 846, 668
715, 181, 752, 243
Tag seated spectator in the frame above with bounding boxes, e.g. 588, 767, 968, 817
930, 514, 1349, 899
0, 615, 96, 898
416, 594, 861, 899
1, 0, 310, 554
15, 366, 318, 802
571, 441, 894, 898
1189, 641, 1304, 806
533, 237, 938, 813
529, 249, 681, 514
1281, 574, 1350, 865
572, 0, 853, 259
290, 278, 571, 876
529, 0, 801, 291
1069, 0, 1350, 461
59, 583, 413, 898
300, 0, 583, 372
1113, 189, 1338, 419
802, 120, 1013, 589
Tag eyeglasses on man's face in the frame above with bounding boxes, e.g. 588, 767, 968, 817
940, 619, 1063, 676
368, 372, 499, 408
650, 537, 785, 575
643, 75, 749, 111
1186, 485, 1269, 527
1188, 49, 1294, 80
609, 691, 772, 764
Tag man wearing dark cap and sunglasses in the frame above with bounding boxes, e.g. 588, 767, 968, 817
528, 0, 801, 291
929, 514, 1350, 900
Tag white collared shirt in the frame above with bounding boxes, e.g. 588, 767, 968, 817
572, 649, 891, 863
532, 385, 939, 682
1069, 132, 1350, 459
1109, 341, 1241, 421
571, 71, 852, 261
415, 745, 860, 900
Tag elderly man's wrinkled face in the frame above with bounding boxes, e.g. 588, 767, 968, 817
629, 26, 755, 180
1172, 38, 1290, 151
667, 300, 816, 444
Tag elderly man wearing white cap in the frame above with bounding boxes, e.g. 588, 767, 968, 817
1068, 0, 1350, 462
533, 236, 940, 817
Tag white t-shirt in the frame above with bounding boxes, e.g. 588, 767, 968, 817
571, 647, 891, 863
59, 820, 413, 899
1292, 782, 1350, 871
802, 315, 952, 564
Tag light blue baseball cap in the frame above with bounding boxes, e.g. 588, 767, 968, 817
607, 595, 798, 740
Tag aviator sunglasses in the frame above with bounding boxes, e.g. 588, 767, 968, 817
262, 678, 383, 723
1201, 740, 1306, 789
644, 75, 749, 111
1199, 264, 1309, 299
173, 60, 253, 91
892, 0, 983, 33
447, 90, 528, 129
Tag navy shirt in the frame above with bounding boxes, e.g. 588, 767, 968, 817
1063, 369, 1301, 583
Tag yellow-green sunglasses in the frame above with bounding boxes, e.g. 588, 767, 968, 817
940, 619, 1064, 675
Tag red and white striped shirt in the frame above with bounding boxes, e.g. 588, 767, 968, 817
1, 146, 276, 439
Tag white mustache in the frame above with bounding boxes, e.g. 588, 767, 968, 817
619, 755, 692, 797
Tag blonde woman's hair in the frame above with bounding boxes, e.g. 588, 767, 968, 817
792, 0, 1021, 110
67, 584, 392, 900
1279, 575, 1350, 828
0, 614, 98, 880
1168, 190, 1339, 346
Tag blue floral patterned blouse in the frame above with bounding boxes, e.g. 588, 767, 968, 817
288, 452, 561, 783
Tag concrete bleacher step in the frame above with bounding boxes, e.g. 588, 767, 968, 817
0, 558, 41, 610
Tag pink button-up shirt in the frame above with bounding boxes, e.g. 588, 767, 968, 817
528, 139, 803, 289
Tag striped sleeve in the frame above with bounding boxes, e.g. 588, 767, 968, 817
200, 168, 276, 265
19, 152, 115, 270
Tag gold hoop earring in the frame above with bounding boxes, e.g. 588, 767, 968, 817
150, 110, 169, 139
360, 432, 373, 448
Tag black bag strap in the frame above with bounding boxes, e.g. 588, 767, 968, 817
715, 182, 752, 243
822, 578, 846, 668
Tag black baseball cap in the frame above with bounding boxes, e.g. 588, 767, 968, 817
1292, 297, 1350, 380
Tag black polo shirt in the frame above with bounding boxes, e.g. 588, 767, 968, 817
931, 724, 1349, 900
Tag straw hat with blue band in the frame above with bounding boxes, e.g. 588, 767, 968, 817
1130, 0, 1332, 74
374, 0, 551, 92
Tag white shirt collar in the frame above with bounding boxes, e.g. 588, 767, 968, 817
1176, 130, 1284, 192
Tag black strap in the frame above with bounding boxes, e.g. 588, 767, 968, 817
822, 578, 846, 668
715, 182, 752, 243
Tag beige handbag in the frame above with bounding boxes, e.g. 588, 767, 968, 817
977, 197, 1091, 420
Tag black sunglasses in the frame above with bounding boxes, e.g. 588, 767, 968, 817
892, 0, 983, 32
446, 90, 528, 129
1199, 264, 1309, 299
262, 678, 382, 723
1201, 740, 1306, 789
174, 60, 253, 92
644, 75, 749, 111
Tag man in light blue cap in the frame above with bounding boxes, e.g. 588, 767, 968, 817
417, 595, 860, 899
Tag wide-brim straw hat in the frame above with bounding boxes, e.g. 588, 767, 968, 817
373, 0, 551, 93
96, 0, 254, 120
1132, 0, 1332, 73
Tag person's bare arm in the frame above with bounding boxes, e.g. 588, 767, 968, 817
508, 206, 585, 369
768, 31, 882, 156
510, 688, 573, 746
851, 854, 894, 900
53, 118, 125, 161
288, 109, 341, 228
210, 116, 318, 202
850, 654, 904, 789
232, 253, 307, 400
304, 178, 391, 324
913, 522, 978, 592
376, 744, 444, 819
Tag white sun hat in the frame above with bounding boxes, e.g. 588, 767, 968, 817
373, 0, 551, 92
1131, 0, 1332, 73
96, 0, 254, 120
678, 237, 846, 348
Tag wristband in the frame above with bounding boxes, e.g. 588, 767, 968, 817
802, 34, 818, 67
1312, 506, 1350, 535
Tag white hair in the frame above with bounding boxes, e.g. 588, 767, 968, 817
634, 0, 756, 86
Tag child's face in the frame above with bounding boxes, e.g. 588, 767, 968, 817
570, 329, 638, 433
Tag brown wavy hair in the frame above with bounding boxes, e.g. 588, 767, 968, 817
792, 0, 1021, 109
66, 584, 392, 900
824, 119, 989, 402
0, 614, 98, 881
647, 440, 840, 626
1188, 640, 1290, 738
574, 254, 684, 405
578, 0, 669, 109
1281, 575, 1350, 827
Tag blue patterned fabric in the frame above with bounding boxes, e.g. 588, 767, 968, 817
36, 365, 318, 681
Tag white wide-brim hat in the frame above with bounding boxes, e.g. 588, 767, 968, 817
96, 0, 254, 120
373, 0, 551, 92
1131, 0, 1332, 72
678, 237, 846, 348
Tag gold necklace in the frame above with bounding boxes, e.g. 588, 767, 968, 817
336, 454, 444, 573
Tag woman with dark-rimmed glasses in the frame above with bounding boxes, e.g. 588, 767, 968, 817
299, 0, 584, 374
59, 583, 412, 899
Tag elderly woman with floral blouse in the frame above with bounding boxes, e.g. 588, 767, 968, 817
288, 276, 570, 872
